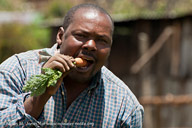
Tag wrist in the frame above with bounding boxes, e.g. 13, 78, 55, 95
24, 92, 51, 119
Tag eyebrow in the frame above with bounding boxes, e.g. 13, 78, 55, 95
72, 29, 112, 42
97, 35, 111, 42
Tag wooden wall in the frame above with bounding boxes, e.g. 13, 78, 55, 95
110, 16, 192, 128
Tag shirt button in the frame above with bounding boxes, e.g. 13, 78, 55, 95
88, 91, 91, 96
64, 119, 67, 123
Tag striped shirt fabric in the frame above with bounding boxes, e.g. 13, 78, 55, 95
0, 44, 144, 128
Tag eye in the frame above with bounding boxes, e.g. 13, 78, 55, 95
74, 33, 87, 39
96, 35, 111, 45
97, 38, 109, 44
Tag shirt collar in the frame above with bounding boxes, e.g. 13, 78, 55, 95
38, 43, 58, 65
87, 70, 102, 94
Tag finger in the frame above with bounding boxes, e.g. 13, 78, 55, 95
45, 55, 74, 72
55, 54, 75, 69
43, 53, 75, 73
48, 60, 67, 73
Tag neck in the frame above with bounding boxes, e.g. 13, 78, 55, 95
63, 76, 91, 109
64, 76, 90, 90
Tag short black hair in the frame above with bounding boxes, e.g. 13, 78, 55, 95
63, 3, 114, 34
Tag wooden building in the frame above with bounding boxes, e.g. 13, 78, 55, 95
112, 15, 192, 128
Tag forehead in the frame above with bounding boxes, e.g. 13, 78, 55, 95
71, 8, 113, 32
74, 8, 111, 20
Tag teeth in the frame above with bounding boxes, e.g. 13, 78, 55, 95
78, 66, 88, 69
82, 57, 94, 62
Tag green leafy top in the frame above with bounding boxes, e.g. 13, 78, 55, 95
22, 68, 62, 96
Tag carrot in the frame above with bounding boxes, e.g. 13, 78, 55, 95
74, 57, 87, 67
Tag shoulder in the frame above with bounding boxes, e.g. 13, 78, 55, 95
0, 50, 39, 73
101, 66, 140, 105
101, 66, 128, 89
0, 45, 57, 80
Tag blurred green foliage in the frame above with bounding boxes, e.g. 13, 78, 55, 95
111, 0, 192, 20
0, 0, 25, 11
0, 0, 53, 63
0, 23, 50, 63
1, 0, 192, 64
43, 0, 74, 19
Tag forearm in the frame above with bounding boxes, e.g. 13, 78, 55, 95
24, 92, 51, 119
0, 93, 43, 127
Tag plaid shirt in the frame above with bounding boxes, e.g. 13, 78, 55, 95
0, 44, 144, 128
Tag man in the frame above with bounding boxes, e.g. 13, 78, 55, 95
0, 3, 144, 128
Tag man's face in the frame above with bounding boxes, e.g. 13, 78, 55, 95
58, 8, 113, 83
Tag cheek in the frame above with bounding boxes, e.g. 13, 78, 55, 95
97, 47, 111, 62
60, 40, 82, 56
94, 48, 111, 74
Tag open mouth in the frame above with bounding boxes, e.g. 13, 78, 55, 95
85, 59, 94, 67
76, 56, 95, 71
80, 59, 94, 68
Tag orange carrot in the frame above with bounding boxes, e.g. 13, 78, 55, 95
74, 58, 87, 67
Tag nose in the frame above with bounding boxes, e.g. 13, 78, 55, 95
82, 39, 97, 51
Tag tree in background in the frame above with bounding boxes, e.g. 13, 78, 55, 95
0, 23, 50, 63
0, 0, 50, 63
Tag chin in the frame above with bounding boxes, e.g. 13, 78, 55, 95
67, 71, 93, 84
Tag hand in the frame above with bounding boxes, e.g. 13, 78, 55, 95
42, 53, 75, 95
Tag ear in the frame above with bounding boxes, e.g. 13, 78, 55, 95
56, 27, 65, 46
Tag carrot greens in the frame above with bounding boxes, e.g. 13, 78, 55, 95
22, 68, 62, 96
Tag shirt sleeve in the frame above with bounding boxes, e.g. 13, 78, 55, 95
0, 67, 44, 127
121, 97, 144, 128
130, 105, 144, 128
